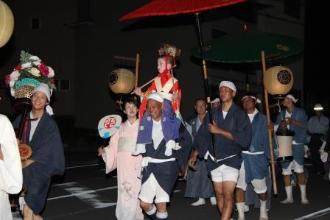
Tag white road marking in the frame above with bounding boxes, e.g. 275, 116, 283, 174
48, 185, 117, 201
66, 163, 100, 169
48, 182, 117, 208
294, 207, 330, 220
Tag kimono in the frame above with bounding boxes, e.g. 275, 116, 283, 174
101, 120, 143, 220
276, 106, 308, 166
14, 112, 65, 214
139, 71, 181, 119
185, 114, 214, 198
0, 114, 22, 220
195, 103, 252, 171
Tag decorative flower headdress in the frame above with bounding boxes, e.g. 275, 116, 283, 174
158, 43, 181, 67
5, 51, 55, 99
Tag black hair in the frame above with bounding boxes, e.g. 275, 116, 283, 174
194, 97, 206, 105
123, 94, 140, 109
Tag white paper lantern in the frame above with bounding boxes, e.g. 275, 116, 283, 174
108, 68, 135, 94
264, 66, 293, 95
0, 0, 14, 48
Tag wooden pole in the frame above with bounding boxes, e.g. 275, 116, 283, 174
261, 51, 278, 195
135, 53, 140, 88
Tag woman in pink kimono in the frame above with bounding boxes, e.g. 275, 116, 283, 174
98, 95, 143, 220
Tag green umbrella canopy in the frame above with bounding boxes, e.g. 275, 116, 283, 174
191, 31, 304, 63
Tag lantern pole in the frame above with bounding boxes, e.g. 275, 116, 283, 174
261, 51, 278, 195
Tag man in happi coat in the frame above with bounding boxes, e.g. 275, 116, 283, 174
191, 81, 252, 220
14, 84, 65, 219
133, 92, 191, 220
235, 94, 270, 220
185, 98, 216, 206
276, 94, 309, 204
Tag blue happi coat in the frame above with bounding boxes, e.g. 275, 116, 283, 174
141, 122, 192, 194
243, 112, 269, 183
185, 113, 214, 198
14, 113, 65, 213
195, 103, 252, 171
276, 106, 308, 165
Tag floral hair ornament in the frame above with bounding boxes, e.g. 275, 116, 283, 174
5, 50, 55, 99
158, 43, 181, 67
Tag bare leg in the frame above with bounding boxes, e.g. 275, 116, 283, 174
297, 172, 306, 185
155, 202, 168, 219
235, 188, 245, 203
235, 188, 245, 220
155, 202, 167, 212
213, 181, 224, 214
283, 174, 291, 186
140, 200, 155, 215
23, 205, 33, 220
221, 181, 237, 220
258, 192, 267, 201
33, 214, 43, 220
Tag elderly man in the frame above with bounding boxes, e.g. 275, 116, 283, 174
276, 94, 309, 204
191, 81, 252, 220
134, 92, 191, 220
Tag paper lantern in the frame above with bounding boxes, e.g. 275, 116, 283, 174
264, 66, 293, 95
0, 0, 14, 48
108, 68, 135, 94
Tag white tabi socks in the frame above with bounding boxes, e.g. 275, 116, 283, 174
299, 184, 309, 204
259, 200, 268, 220
236, 202, 245, 220
156, 211, 168, 219
191, 198, 206, 206
281, 186, 294, 204
146, 205, 156, 216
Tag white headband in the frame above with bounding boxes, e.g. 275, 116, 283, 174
219, 81, 237, 92
147, 92, 164, 103
285, 94, 298, 103
313, 104, 323, 111
241, 95, 261, 104
211, 98, 220, 104
33, 83, 51, 101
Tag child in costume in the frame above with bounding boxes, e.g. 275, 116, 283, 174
133, 43, 182, 120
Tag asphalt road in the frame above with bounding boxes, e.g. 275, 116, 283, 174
13, 153, 330, 220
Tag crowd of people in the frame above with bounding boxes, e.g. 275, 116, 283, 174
1, 44, 329, 220
96, 44, 329, 220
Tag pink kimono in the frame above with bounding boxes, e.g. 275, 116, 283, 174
102, 120, 143, 220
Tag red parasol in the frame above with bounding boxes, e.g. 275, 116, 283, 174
120, 0, 246, 103
120, 0, 247, 174
120, 0, 246, 21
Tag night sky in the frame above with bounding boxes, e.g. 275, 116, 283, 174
304, 1, 329, 113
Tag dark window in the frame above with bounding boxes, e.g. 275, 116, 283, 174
284, 0, 301, 19
31, 18, 40, 29
60, 80, 70, 91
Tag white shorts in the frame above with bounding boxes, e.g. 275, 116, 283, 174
282, 160, 304, 175
236, 163, 267, 194
210, 164, 239, 183
139, 173, 169, 203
